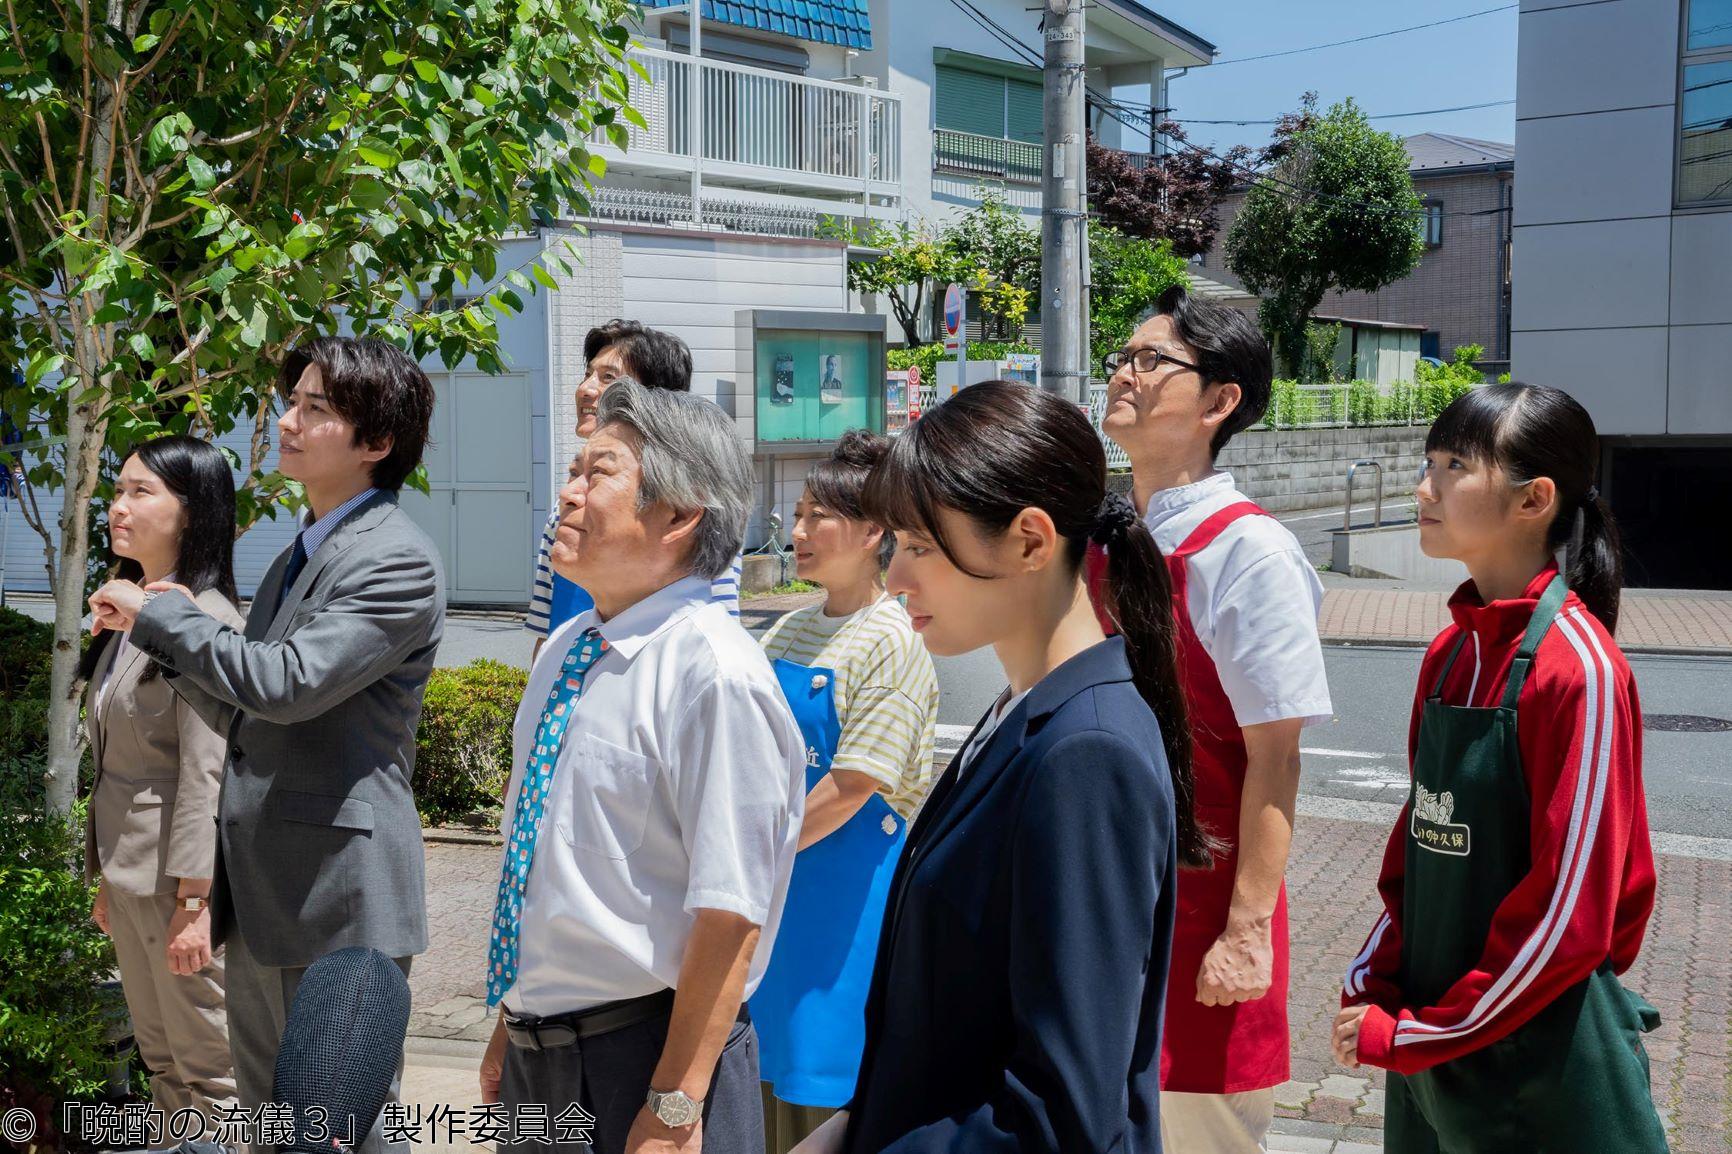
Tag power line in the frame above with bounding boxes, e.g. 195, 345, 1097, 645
1205, 3, 1518, 68
942, 0, 1509, 225
1172, 98, 1514, 126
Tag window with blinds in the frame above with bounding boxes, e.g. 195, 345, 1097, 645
934, 64, 1043, 143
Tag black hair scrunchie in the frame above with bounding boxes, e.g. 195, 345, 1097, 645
1090, 492, 1139, 546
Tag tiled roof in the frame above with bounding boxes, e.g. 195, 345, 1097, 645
644, 0, 872, 49
1403, 132, 1515, 172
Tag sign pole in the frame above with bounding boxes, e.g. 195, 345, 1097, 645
958, 284, 969, 393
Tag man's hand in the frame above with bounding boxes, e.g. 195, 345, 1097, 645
145, 580, 197, 605
480, 1014, 509, 1104
625, 1106, 702, 1154
88, 580, 146, 636
1332, 1004, 1372, 1068
789, 1110, 848, 1154
1195, 919, 1274, 1006
90, 880, 111, 936
166, 904, 213, 975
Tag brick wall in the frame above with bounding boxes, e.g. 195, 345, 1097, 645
1198, 169, 1512, 367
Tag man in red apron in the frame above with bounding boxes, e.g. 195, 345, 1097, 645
1098, 287, 1333, 1153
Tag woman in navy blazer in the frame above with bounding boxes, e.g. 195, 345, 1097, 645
792, 382, 1216, 1154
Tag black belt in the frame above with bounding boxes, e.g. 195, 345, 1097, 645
504, 989, 751, 1051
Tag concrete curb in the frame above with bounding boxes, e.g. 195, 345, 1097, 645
422, 827, 502, 847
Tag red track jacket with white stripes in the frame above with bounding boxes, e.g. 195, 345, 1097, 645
1341, 565, 1657, 1075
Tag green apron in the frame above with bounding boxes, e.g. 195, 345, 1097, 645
1387, 575, 1668, 1154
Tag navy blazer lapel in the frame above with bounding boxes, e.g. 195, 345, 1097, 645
906, 638, 1136, 861
906, 696, 1031, 863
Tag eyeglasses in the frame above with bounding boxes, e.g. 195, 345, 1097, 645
1103, 347, 1203, 376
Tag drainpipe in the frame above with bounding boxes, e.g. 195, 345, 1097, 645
1496, 171, 1512, 363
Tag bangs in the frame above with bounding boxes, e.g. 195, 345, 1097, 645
1425, 385, 1513, 462
804, 459, 866, 522
859, 414, 989, 579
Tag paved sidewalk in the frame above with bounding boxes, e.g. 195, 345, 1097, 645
406, 811, 1731, 1152
1317, 580, 1732, 653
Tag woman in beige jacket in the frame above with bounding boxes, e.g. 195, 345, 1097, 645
82, 434, 243, 1139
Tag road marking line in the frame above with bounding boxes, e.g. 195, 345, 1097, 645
1278, 501, 1417, 524
1301, 747, 1386, 759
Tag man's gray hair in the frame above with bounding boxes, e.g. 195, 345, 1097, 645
595, 379, 751, 579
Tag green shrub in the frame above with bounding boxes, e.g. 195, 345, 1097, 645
0, 607, 54, 766
888, 341, 1037, 386
415, 659, 527, 826
887, 343, 943, 380
1347, 379, 1381, 425
0, 755, 121, 1130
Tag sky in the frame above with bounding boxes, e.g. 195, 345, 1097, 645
1136, 1, 1521, 154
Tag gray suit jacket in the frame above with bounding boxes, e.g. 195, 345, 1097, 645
84, 589, 246, 895
130, 491, 446, 968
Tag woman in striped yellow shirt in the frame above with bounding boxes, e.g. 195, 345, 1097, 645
751, 430, 940, 1154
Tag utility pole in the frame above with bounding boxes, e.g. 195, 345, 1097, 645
1039, 0, 1085, 401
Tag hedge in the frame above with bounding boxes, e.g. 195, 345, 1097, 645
414, 658, 527, 826
1263, 377, 1477, 430
887, 341, 1037, 383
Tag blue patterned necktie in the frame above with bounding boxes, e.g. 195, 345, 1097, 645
486, 627, 608, 1008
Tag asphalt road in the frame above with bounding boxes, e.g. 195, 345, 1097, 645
926, 641, 1732, 843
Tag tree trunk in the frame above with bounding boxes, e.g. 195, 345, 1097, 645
43, 336, 108, 816
43, 19, 121, 816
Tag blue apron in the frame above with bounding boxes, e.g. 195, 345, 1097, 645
752, 653, 908, 1108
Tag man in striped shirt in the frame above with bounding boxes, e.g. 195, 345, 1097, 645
525, 320, 741, 658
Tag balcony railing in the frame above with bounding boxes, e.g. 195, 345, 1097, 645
932, 128, 1042, 185
599, 47, 902, 188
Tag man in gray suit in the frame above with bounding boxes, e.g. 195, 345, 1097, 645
90, 336, 445, 1154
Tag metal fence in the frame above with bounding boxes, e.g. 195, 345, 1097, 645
910, 382, 1130, 469
904, 379, 1453, 467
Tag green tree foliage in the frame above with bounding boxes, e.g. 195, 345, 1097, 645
940, 189, 1040, 342
0, 0, 636, 812
838, 219, 953, 346
1225, 95, 1425, 378
1087, 224, 1189, 372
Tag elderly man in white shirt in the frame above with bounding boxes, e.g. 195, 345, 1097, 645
477, 380, 807, 1154
1101, 286, 1333, 1154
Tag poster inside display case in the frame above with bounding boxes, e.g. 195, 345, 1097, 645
739, 310, 887, 453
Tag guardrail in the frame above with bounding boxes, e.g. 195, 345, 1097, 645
932, 128, 1042, 185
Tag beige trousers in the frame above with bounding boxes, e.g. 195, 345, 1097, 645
106, 886, 238, 1137
1160, 1089, 1274, 1154
760, 1084, 833, 1154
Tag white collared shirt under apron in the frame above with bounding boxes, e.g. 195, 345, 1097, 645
1142, 471, 1333, 728
498, 575, 808, 1018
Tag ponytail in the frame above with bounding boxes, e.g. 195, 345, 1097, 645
1093, 500, 1218, 869
1568, 488, 1623, 634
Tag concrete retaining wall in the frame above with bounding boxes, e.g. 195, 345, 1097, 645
1214, 425, 1429, 514
1331, 523, 1471, 583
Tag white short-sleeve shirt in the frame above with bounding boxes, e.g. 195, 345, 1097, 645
499, 575, 807, 1016
1142, 471, 1333, 729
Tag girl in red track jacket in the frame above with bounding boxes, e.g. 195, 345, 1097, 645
1333, 383, 1666, 1153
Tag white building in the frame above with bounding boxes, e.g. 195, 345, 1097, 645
2, 0, 1217, 607
1512, 0, 1732, 588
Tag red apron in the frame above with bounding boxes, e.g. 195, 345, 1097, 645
1086, 500, 1291, 1094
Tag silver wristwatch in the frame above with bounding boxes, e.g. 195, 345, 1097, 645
645, 1088, 702, 1128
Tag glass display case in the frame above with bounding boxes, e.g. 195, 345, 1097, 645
736, 309, 888, 455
